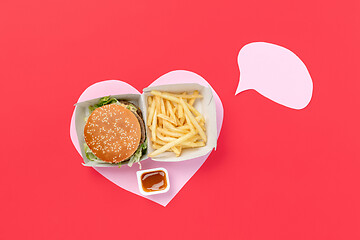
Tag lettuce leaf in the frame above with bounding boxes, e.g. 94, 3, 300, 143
125, 103, 137, 112
126, 138, 147, 167
84, 143, 103, 163
89, 96, 119, 113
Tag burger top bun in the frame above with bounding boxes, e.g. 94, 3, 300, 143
84, 104, 141, 163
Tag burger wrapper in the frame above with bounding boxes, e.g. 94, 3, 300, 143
74, 83, 217, 166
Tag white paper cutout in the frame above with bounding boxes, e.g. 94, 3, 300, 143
236, 42, 313, 109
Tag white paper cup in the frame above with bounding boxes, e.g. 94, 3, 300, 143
136, 168, 170, 196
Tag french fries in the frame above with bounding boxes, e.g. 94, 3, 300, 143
149, 132, 196, 157
180, 98, 207, 142
146, 90, 206, 157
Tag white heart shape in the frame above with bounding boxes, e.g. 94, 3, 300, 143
70, 70, 224, 206
236, 42, 313, 109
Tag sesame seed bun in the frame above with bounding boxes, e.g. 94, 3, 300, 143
84, 104, 141, 163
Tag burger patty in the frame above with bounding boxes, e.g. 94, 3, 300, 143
118, 100, 146, 147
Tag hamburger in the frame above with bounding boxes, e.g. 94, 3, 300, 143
83, 96, 147, 167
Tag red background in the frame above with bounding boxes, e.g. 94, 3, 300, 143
1, 0, 359, 239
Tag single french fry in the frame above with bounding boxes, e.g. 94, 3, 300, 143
160, 97, 166, 115
156, 131, 177, 142
151, 90, 179, 103
163, 121, 189, 134
152, 144, 162, 149
160, 98, 166, 128
187, 103, 205, 122
188, 98, 195, 106
158, 127, 185, 138
154, 96, 163, 126
168, 92, 202, 99
181, 92, 187, 103
151, 109, 157, 141
148, 96, 153, 105
148, 132, 196, 157
197, 117, 206, 131
173, 104, 178, 115
193, 116, 206, 131
171, 146, 181, 156
184, 111, 195, 132
181, 141, 205, 148
178, 103, 184, 119
162, 119, 175, 128
147, 99, 156, 126
187, 135, 202, 142
153, 144, 173, 152
152, 138, 168, 146
178, 124, 191, 130
166, 100, 178, 125
157, 114, 177, 125
164, 100, 169, 116
180, 98, 207, 142
155, 95, 161, 113
179, 117, 185, 125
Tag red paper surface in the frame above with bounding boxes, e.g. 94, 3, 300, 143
1, 1, 359, 240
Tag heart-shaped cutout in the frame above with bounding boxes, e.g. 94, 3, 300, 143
70, 70, 224, 206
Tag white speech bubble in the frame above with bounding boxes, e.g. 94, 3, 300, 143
236, 42, 313, 109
